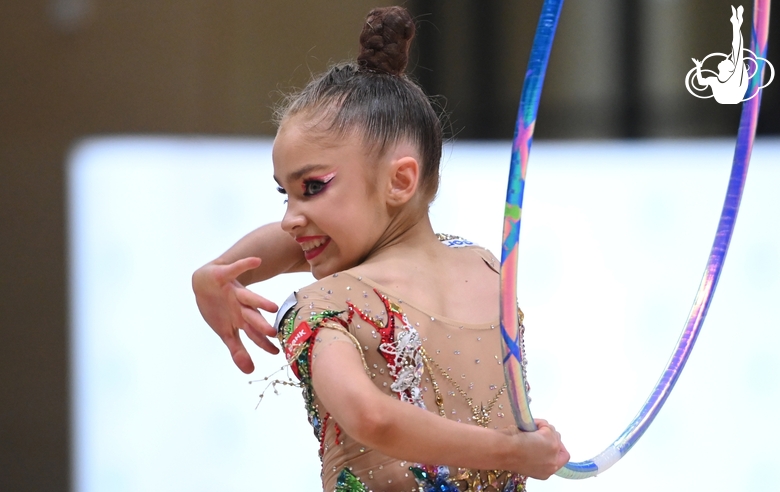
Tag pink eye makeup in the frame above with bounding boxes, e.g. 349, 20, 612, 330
302, 172, 336, 196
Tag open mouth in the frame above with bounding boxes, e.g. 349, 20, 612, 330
299, 236, 331, 261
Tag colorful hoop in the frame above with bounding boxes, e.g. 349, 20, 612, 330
499, 0, 772, 479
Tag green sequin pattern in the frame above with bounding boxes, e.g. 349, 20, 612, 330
278, 307, 346, 449
335, 469, 369, 492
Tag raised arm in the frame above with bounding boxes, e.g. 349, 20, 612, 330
211, 222, 308, 284
192, 222, 309, 373
692, 58, 709, 86
730, 6, 744, 68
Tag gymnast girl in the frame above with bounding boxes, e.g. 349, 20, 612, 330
692, 5, 749, 104
193, 6, 568, 491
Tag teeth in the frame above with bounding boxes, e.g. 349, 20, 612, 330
301, 237, 327, 252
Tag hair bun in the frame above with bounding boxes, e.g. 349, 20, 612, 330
357, 6, 415, 76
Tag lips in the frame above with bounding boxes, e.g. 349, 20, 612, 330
297, 236, 331, 261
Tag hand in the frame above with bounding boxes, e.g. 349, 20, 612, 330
192, 257, 280, 373
692, 58, 702, 67
533, 419, 570, 476
501, 419, 570, 479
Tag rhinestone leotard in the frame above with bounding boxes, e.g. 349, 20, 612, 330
278, 244, 528, 492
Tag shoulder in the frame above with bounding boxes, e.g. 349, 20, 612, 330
275, 275, 358, 370
466, 245, 499, 273
275, 274, 353, 333
440, 237, 499, 274
436, 233, 497, 268
297, 272, 351, 297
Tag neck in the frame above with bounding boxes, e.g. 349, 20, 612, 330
361, 209, 438, 266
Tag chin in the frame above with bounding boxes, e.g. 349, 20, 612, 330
309, 257, 359, 280
309, 262, 336, 280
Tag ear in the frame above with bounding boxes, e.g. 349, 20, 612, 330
385, 156, 420, 207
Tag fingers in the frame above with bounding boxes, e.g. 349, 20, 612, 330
235, 283, 279, 314
223, 318, 280, 371
223, 256, 263, 281
195, 256, 283, 370
241, 303, 278, 338
532, 418, 569, 473
222, 331, 255, 374
557, 442, 571, 469
223, 269, 281, 356
234, 289, 280, 354
242, 325, 281, 355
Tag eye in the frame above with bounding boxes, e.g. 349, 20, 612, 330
303, 180, 325, 196
302, 174, 335, 196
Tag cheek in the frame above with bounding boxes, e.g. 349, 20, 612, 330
341, 202, 382, 236
328, 217, 371, 257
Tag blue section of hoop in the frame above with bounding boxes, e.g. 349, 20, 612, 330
502, 0, 770, 479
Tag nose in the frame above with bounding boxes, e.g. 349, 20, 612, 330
281, 200, 307, 234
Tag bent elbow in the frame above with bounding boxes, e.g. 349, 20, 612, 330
345, 398, 396, 447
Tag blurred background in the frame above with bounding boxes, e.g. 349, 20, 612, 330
1, 1, 778, 491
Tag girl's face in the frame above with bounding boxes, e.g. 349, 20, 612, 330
272, 116, 392, 279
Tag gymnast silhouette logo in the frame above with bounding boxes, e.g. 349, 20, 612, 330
685, 5, 774, 104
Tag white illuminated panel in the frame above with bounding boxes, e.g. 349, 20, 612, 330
68, 138, 780, 491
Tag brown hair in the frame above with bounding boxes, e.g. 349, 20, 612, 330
276, 6, 443, 202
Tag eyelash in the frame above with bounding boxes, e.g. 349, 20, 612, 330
277, 174, 335, 204
276, 186, 288, 204
302, 178, 330, 196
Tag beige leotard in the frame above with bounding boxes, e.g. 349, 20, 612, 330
277, 245, 528, 492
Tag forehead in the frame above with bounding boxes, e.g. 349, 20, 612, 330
272, 116, 373, 180
276, 112, 367, 148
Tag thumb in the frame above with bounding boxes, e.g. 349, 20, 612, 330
225, 257, 263, 280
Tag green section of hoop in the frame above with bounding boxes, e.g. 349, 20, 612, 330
504, 204, 522, 221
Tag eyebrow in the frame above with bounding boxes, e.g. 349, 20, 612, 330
273, 164, 331, 185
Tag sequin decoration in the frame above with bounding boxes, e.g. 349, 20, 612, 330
376, 293, 425, 408
411, 464, 526, 492
277, 306, 348, 451
274, 243, 530, 491
335, 469, 368, 492
346, 289, 426, 408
